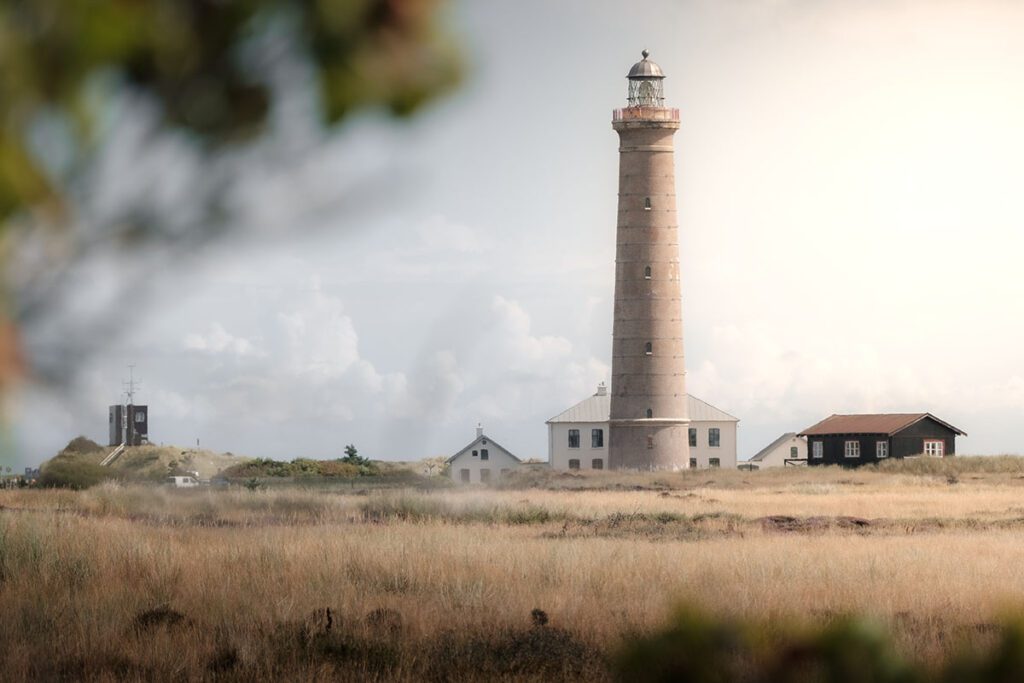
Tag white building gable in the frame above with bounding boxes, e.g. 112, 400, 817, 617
546, 384, 740, 470
447, 425, 521, 484
744, 433, 807, 469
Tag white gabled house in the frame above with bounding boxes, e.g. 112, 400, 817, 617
743, 432, 807, 469
447, 424, 522, 484
546, 383, 740, 469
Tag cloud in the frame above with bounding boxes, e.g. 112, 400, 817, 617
184, 323, 264, 358
414, 214, 487, 254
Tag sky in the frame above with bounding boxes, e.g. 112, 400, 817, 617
11, 0, 1024, 466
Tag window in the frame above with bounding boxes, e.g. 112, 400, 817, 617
644, 266, 652, 279
644, 197, 652, 210
472, 450, 478, 457
568, 459, 580, 470
844, 440, 860, 458
592, 458, 604, 470
876, 441, 888, 458
689, 458, 697, 469
647, 435, 654, 449
482, 439, 488, 445
645, 342, 653, 355
135, 412, 145, 423
480, 469, 491, 483
460, 469, 470, 483
480, 449, 489, 461
924, 439, 944, 457
646, 408, 653, 418
709, 458, 720, 468
568, 429, 580, 449
790, 446, 798, 458
591, 429, 604, 448
812, 441, 823, 459
688, 428, 697, 447
709, 428, 720, 448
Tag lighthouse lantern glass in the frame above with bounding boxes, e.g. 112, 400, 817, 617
628, 78, 664, 107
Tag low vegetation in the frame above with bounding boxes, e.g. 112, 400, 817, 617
5, 459, 1024, 679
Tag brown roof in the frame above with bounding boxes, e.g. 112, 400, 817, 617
799, 413, 966, 437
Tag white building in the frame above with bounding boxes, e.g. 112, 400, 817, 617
546, 384, 739, 470
447, 425, 522, 484
744, 432, 807, 469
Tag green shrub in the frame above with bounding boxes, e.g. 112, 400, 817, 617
38, 457, 116, 490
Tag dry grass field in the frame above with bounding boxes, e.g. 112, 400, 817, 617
5, 459, 1024, 680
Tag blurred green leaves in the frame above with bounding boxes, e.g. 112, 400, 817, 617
615, 607, 1024, 683
0, 0, 462, 224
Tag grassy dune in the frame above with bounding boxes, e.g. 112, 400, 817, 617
4, 461, 1024, 679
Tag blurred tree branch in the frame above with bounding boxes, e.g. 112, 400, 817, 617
0, 0, 462, 393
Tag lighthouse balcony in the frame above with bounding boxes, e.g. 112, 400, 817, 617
612, 107, 679, 122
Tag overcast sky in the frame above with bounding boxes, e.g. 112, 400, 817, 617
12, 0, 1024, 466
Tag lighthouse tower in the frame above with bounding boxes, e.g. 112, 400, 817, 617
608, 51, 690, 470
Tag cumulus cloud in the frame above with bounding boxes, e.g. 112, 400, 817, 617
184, 323, 264, 358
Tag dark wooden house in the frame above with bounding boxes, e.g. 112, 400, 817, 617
799, 414, 965, 467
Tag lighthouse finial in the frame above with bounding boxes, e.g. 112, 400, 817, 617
641, 48, 650, 59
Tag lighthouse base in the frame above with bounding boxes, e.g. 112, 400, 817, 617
608, 422, 691, 470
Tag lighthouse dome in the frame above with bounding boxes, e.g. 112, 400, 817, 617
627, 50, 665, 79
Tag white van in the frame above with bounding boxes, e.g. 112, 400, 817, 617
166, 476, 200, 488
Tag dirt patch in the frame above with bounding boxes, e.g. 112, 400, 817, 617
545, 511, 746, 542
758, 515, 873, 533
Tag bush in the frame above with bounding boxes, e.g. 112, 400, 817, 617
319, 461, 360, 478
38, 457, 116, 490
59, 436, 104, 456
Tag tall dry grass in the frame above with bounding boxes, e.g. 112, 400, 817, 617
3, 466, 1024, 679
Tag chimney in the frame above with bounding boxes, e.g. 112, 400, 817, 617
476, 423, 484, 439
596, 382, 607, 396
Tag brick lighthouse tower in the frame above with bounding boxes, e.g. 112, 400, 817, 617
608, 50, 690, 470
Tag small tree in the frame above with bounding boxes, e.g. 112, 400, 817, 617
340, 444, 377, 476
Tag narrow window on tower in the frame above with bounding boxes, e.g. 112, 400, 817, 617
644, 342, 653, 355
647, 435, 654, 449
646, 408, 653, 418
644, 197, 652, 210
644, 265, 652, 279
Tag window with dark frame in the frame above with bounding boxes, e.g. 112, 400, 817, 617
472, 450, 478, 457
644, 266, 652, 279
709, 428, 720, 448
592, 458, 603, 470
688, 428, 697, 447
646, 408, 653, 418
568, 459, 580, 470
689, 458, 697, 469
644, 197, 652, 210
709, 458, 720, 468
568, 429, 580, 448
591, 429, 603, 448
645, 342, 652, 355
480, 449, 489, 461
790, 446, 798, 458
647, 435, 654, 449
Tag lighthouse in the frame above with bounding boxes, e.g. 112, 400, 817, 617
608, 50, 690, 470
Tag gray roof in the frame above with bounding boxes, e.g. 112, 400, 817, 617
446, 434, 521, 464
748, 432, 804, 462
546, 392, 738, 424
627, 50, 665, 79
